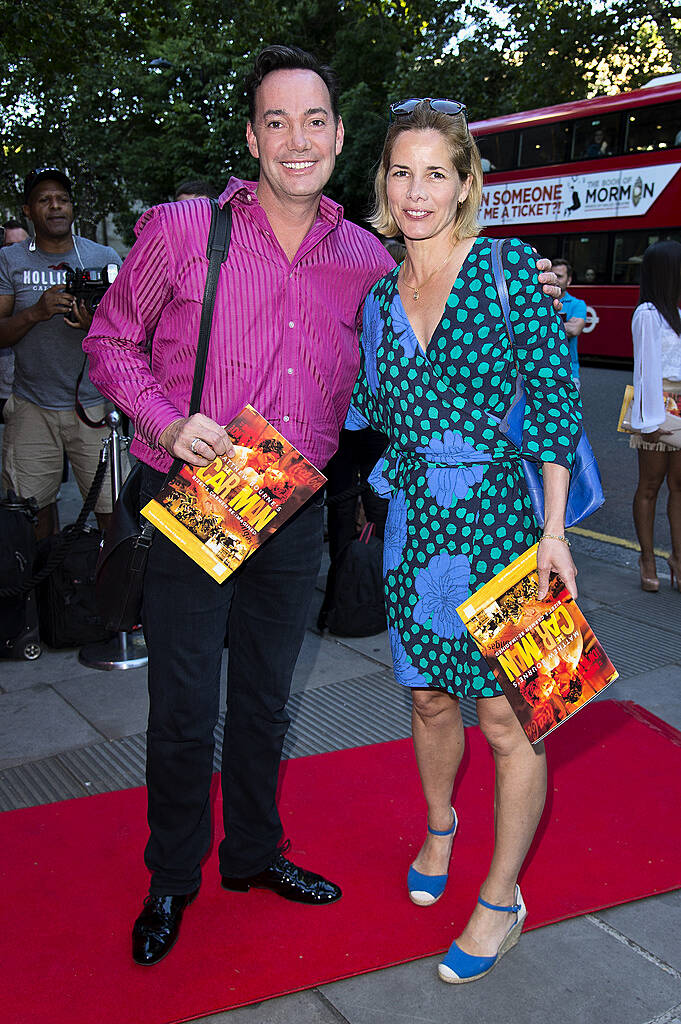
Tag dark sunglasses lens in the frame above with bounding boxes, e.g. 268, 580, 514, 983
431, 100, 466, 117
390, 98, 421, 117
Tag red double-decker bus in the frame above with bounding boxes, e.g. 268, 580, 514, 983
471, 76, 681, 363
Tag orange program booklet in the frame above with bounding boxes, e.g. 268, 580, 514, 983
141, 405, 326, 583
457, 544, 619, 744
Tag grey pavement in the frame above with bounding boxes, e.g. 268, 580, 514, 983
1, 435, 681, 1022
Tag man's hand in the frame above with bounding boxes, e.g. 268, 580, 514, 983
64, 298, 94, 331
159, 413, 236, 466
564, 316, 586, 338
34, 284, 74, 321
535, 258, 562, 312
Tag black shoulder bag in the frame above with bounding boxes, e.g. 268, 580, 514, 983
95, 201, 232, 632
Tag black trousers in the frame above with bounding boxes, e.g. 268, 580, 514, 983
140, 466, 324, 895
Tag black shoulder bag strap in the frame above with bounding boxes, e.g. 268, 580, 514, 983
164, 198, 232, 479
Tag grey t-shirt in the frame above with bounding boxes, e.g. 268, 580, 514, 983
0, 236, 122, 409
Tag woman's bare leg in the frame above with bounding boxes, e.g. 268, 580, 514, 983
455, 695, 546, 955
666, 452, 681, 564
634, 449, 669, 577
410, 688, 465, 875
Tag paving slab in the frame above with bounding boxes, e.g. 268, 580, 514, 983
0, 685, 102, 769
595, 891, 681, 975
319, 915, 681, 1024
290, 631, 379, 693
52, 667, 149, 740
331, 630, 392, 668
196, 990, 341, 1024
0, 646, 102, 693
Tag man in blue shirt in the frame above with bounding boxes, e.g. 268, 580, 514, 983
552, 258, 586, 387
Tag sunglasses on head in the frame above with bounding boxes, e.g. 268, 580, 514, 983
389, 98, 467, 122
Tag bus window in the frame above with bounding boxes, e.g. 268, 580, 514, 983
520, 235, 562, 262
612, 228, 681, 284
572, 113, 620, 160
518, 123, 571, 168
476, 131, 518, 172
625, 100, 681, 153
563, 234, 609, 284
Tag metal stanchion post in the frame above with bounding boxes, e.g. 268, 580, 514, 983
79, 411, 148, 670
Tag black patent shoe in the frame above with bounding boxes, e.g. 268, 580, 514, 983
132, 889, 198, 965
221, 840, 341, 905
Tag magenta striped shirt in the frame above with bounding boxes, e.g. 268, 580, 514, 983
84, 178, 394, 472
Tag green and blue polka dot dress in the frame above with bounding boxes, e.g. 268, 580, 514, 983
349, 237, 582, 697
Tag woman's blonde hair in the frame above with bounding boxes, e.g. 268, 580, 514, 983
369, 100, 483, 240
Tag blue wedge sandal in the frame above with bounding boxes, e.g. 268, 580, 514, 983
407, 808, 458, 906
438, 885, 526, 983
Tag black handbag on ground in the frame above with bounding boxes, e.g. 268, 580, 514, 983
95, 201, 232, 632
0, 493, 41, 659
326, 523, 387, 638
37, 525, 113, 648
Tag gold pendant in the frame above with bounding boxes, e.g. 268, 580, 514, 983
413, 289, 420, 301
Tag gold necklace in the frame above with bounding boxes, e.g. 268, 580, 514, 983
402, 246, 457, 301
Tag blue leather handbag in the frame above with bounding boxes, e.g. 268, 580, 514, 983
490, 238, 604, 528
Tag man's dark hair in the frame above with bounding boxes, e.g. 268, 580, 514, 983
256, 438, 286, 457
174, 179, 220, 200
245, 45, 340, 124
552, 257, 573, 278
639, 239, 681, 334
3, 218, 23, 230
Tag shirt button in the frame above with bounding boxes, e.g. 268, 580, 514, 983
288, 321, 295, 328
287, 367, 293, 374
283, 415, 290, 422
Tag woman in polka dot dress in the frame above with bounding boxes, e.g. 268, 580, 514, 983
349, 100, 582, 983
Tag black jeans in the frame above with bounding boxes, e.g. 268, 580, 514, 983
140, 466, 324, 895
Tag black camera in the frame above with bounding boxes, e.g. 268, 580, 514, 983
64, 264, 119, 316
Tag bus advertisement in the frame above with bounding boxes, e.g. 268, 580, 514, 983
471, 77, 681, 362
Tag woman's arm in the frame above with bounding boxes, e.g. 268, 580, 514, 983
631, 306, 665, 433
537, 463, 577, 600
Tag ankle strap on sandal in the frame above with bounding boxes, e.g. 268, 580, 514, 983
478, 893, 521, 913
427, 808, 457, 837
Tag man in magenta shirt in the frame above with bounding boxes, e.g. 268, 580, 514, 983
85, 45, 393, 967
85, 45, 559, 966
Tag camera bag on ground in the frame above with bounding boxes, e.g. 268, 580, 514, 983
95, 200, 233, 632
37, 524, 112, 648
326, 522, 387, 638
0, 453, 109, 653
0, 493, 41, 660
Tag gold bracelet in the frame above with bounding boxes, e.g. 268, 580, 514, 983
540, 533, 571, 547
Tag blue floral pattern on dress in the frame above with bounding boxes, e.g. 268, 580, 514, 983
344, 402, 369, 431
368, 455, 393, 498
416, 430, 491, 466
390, 293, 419, 358
427, 464, 487, 508
389, 626, 430, 687
361, 290, 382, 395
413, 551, 470, 639
383, 489, 408, 575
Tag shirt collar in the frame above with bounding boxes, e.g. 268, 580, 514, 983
220, 177, 344, 228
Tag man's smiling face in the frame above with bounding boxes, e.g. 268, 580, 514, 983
246, 68, 344, 209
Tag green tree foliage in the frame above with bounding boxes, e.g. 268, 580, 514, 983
1, 0, 679, 241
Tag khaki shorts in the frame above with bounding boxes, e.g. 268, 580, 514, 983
1, 394, 118, 513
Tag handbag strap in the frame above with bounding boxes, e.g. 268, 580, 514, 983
188, 199, 233, 417
490, 238, 528, 452
490, 238, 514, 341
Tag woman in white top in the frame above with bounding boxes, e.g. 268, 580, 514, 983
630, 240, 681, 591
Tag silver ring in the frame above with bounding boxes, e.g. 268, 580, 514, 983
190, 437, 201, 454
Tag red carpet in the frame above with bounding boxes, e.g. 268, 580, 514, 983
3, 700, 681, 1024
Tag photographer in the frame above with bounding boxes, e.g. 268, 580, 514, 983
0, 168, 121, 537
